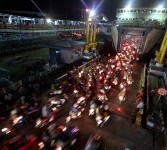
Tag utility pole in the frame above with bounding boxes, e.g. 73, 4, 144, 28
84, 10, 97, 53
155, 30, 167, 67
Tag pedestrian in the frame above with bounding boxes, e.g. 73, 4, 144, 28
41, 103, 50, 118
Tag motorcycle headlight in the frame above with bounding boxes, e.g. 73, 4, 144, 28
55, 146, 62, 150
38, 142, 44, 149
1, 128, 11, 134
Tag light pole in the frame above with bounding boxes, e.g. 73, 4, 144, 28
84, 10, 97, 53
155, 30, 167, 67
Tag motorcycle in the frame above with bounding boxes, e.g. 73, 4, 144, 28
35, 108, 60, 128
89, 101, 97, 116
66, 103, 85, 123
118, 88, 126, 103
94, 104, 110, 127
76, 96, 86, 106
0, 127, 11, 142
104, 84, 111, 93
26, 106, 41, 120
49, 88, 63, 96
49, 98, 66, 109
95, 114, 110, 127
18, 101, 41, 120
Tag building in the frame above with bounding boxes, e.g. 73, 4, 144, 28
46, 40, 86, 66
116, 7, 167, 26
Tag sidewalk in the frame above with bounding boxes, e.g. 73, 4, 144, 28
147, 73, 167, 149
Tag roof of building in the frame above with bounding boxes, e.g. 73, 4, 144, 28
117, 7, 167, 10
0, 10, 46, 18
44, 40, 86, 49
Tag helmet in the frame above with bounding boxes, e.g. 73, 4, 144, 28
73, 103, 78, 108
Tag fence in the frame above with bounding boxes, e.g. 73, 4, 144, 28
55, 58, 98, 83
28, 70, 51, 82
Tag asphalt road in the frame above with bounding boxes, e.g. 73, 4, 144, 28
41, 61, 153, 150
65, 62, 153, 150
0, 61, 154, 150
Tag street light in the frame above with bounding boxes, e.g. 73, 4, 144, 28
157, 4, 164, 10
85, 9, 97, 53
86, 9, 90, 13
125, 4, 131, 10
46, 18, 52, 24
89, 10, 96, 17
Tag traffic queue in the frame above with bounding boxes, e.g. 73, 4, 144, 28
0, 40, 139, 149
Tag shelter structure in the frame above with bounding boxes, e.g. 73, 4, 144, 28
45, 40, 86, 66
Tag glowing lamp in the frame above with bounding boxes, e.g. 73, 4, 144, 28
46, 18, 52, 23
74, 89, 78, 94
125, 4, 131, 10
86, 9, 90, 12
90, 10, 95, 17
157, 5, 164, 10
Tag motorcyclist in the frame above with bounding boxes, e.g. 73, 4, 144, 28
89, 100, 97, 116
66, 103, 82, 123
70, 103, 81, 117
41, 103, 50, 118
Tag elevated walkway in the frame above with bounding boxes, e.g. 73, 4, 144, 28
0, 27, 85, 33
146, 59, 167, 148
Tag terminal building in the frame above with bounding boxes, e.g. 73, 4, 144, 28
116, 7, 167, 27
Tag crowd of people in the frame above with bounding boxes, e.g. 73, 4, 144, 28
0, 77, 50, 118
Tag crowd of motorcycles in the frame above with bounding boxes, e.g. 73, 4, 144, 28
64, 42, 137, 127
0, 41, 138, 149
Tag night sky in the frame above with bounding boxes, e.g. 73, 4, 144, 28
0, 0, 166, 20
